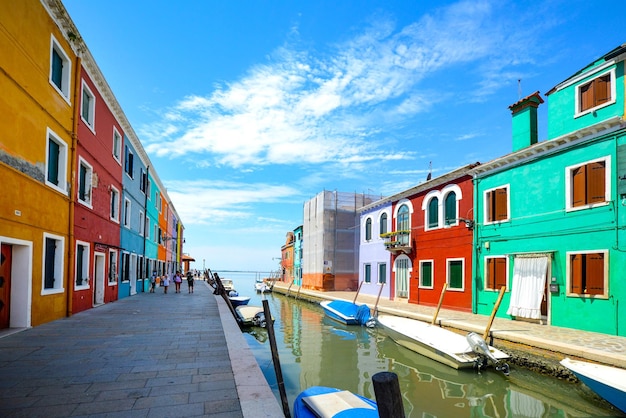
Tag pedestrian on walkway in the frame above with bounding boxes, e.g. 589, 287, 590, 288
173, 271, 183, 293
150, 271, 157, 293
187, 271, 194, 293
162, 275, 170, 294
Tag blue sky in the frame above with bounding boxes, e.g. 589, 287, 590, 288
62, 0, 624, 273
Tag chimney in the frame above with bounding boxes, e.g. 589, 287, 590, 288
509, 91, 544, 152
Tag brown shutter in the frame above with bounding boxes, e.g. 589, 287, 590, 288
570, 254, 583, 293
585, 253, 604, 295
486, 191, 494, 222
587, 161, 606, 204
495, 258, 507, 288
495, 188, 508, 221
487, 258, 495, 289
580, 82, 593, 112
572, 165, 587, 207
595, 75, 611, 105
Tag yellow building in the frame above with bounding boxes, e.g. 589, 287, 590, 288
0, 0, 80, 327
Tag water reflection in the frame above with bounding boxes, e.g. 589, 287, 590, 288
237, 283, 620, 417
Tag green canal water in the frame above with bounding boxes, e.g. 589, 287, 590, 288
224, 274, 622, 417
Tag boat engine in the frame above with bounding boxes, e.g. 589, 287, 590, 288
466, 332, 510, 375
253, 312, 267, 328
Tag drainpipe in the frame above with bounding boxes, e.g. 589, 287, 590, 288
472, 176, 479, 314
67, 52, 82, 317
141, 165, 150, 292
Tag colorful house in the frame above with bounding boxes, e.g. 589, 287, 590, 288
281, 232, 295, 283
357, 202, 392, 300
293, 226, 303, 286
472, 44, 626, 336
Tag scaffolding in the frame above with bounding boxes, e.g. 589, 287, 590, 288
302, 190, 378, 291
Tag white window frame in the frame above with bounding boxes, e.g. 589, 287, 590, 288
139, 211, 145, 236
565, 249, 609, 299
49, 35, 71, 103
483, 184, 510, 225
77, 156, 93, 208
364, 217, 372, 242
80, 80, 96, 132
419, 259, 434, 289
110, 186, 120, 223
112, 127, 122, 164
377, 262, 387, 285
45, 128, 69, 195
42, 233, 65, 295
75, 240, 91, 289
422, 190, 440, 231
145, 217, 150, 240
442, 184, 462, 227
565, 156, 611, 212
446, 258, 465, 291
108, 249, 118, 284
574, 68, 616, 118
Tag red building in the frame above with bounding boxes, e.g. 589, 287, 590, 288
383, 164, 478, 312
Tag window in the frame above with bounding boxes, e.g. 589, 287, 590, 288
379, 213, 388, 235
145, 217, 150, 239
77, 157, 93, 206
365, 218, 372, 241
577, 70, 614, 115
46, 128, 69, 194
397, 204, 410, 245
139, 211, 145, 236
81, 81, 95, 130
123, 198, 131, 228
419, 260, 433, 288
444, 192, 457, 226
568, 251, 607, 297
124, 145, 134, 178
378, 263, 387, 284
112, 128, 122, 163
43, 233, 64, 293
49, 36, 71, 100
484, 186, 509, 223
427, 197, 439, 229
110, 186, 120, 222
154, 224, 158, 243
447, 259, 464, 290
567, 157, 609, 210
140, 169, 147, 193
108, 250, 118, 283
75, 241, 90, 288
364, 264, 371, 283
121, 252, 130, 282
486, 257, 507, 291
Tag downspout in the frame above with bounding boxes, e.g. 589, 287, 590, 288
67, 51, 82, 317
472, 175, 479, 314
142, 165, 149, 292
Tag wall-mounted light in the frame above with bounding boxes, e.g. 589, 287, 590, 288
457, 218, 475, 229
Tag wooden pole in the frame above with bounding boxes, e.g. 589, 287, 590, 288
483, 286, 506, 341
372, 372, 405, 418
263, 300, 291, 418
352, 280, 364, 304
431, 283, 447, 325
287, 279, 294, 297
373, 283, 385, 317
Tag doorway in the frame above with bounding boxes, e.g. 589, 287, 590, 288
93, 252, 105, 305
0, 238, 32, 329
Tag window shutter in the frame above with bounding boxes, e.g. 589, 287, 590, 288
486, 191, 494, 222
495, 188, 508, 221
79, 165, 87, 201
422, 262, 432, 287
365, 218, 372, 241
47, 140, 60, 185
495, 258, 507, 289
595, 75, 610, 106
379, 264, 386, 284
445, 192, 456, 225
428, 198, 439, 228
580, 82, 593, 112
81, 89, 90, 121
449, 261, 463, 289
51, 49, 63, 89
379, 213, 387, 235
76, 245, 84, 286
364, 264, 371, 283
585, 253, 604, 295
572, 166, 587, 207
44, 238, 56, 289
570, 254, 583, 293
587, 161, 606, 204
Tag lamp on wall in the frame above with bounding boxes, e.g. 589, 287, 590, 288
457, 218, 475, 229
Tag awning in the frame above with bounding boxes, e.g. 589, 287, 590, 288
182, 254, 196, 262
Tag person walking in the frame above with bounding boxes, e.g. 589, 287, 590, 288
173, 271, 183, 293
187, 271, 194, 293
150, 271, 157, 293
162, 275, 170, 294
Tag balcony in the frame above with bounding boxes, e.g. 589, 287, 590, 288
380, 230, 412, 254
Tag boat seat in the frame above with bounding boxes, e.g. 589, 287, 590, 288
302, 390, 377, 417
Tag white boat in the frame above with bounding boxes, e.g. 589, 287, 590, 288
254, 278, 272, 293
376, 314, 509, 370
221, 278, 235, 292
235, 305, 268, 327
560, 358, 626, 413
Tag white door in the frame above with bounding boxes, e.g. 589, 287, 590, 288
93, 252, 105, 305
130, 254, 137, 295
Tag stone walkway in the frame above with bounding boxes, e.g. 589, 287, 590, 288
0, 281, 282, 418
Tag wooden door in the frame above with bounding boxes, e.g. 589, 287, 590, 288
0, 244, 12, 329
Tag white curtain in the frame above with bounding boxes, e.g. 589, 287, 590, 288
507, 256, 548, 319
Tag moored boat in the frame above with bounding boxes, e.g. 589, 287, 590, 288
560, 357, 626, 413
320, 300, 372, 326
254, 278, 272, 293
376, 314, 509, 371
228, 295, 251, 308
235, 305, 268, 327
293, 386, 378, 418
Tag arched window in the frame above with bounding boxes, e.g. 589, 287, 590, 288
445, 192, 457, 225
397, 205, 410, 245
379, 213, 388, 235
428, 197, 439, 229
365, 218, 372, 241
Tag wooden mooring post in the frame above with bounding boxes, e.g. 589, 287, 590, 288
263, 300, 291, 418
372, 371, 405, 418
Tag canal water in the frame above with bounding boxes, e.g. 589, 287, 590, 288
223, 273, 621, 417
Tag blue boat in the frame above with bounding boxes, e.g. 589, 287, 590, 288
320, 300, 371, 326
561, 358, 626, 413
293, 386, 378, 418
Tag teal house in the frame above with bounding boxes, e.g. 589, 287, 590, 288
472, 44, 626, 336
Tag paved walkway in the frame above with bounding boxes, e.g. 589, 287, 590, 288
273, 282, 626, 369
0, 281, 282, 418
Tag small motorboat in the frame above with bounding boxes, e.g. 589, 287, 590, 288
228, 295, 251, 308
293, 386, 378, 418
560, 357, 626, 413
376, 314, 509, 371
221, 278, 235, 293
320, 300, 372, 326
235, 305, 269, 327
254, 278, 272, 293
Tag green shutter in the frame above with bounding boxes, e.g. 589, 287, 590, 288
445, 192, 456, 225
449, 261, 463, 289
421, 262, 432, 287
47, 139, 60, 185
